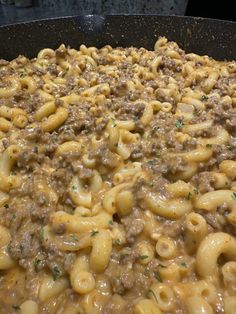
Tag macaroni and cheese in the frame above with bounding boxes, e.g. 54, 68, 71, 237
0, 38, 235, 313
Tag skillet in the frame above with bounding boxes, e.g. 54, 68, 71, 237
0, 15, 235, 61
0, 14, 235, 313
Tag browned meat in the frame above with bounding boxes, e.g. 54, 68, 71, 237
89, 145, 121, 168
214, 76, 236, 95
24, 127, 43, 141
109, 100, 145, 120
96, 117, 108, 133
130, 145, 144, 160
8, 231, 40, 261
191, 172, 215, 193
120, 269, 135, 289
121, 209, 144, 244
47, 64, 59, 75
213, 144, 236, 163
78, 167, 94, 179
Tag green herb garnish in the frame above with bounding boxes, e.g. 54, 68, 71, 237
201, 95, 208, 101
34, 258, 41, 272
187, 192, 192, 200
111, 118, 117, 127
147, 159, 156, 166
175, 119, 183, 129
193, 107, 198, 115
67, 207, 75, 215
231, 192, 236, 200
7, 243, 11, 253
19, 244, 24, 255
226, 145, 235, 151
91, 230, 99, 237
139, 255, 149, 260
101, 174, 107, 181
52, 266, 61, 281
39, 228, 44, 241
70, 234, 79, 241
154, 271, 162, 282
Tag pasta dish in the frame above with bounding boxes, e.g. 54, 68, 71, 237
0, 37, 236, 314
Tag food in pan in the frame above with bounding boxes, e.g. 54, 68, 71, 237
0, 37, 236, 314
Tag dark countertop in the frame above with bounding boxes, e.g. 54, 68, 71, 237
0, 0, 188, 26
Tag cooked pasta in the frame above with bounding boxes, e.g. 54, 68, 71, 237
0, 38, 235, 313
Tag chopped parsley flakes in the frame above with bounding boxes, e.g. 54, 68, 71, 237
231, 192, 236, 201
91, 230, 99, 237
34, 258, 41, 272
175, 119, 183, 129
19, 244, 24, 255
52, 266, 61, 281
154, 271, 162, 282
187, 192, 192, 200
114, 239, 122, 245
39, 228, 44, 241
139, 255, 149, 260
70, 234, 79, 241
201, 95, 208, 101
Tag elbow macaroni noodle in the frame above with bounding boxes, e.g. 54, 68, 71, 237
0, 38, 235, 313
